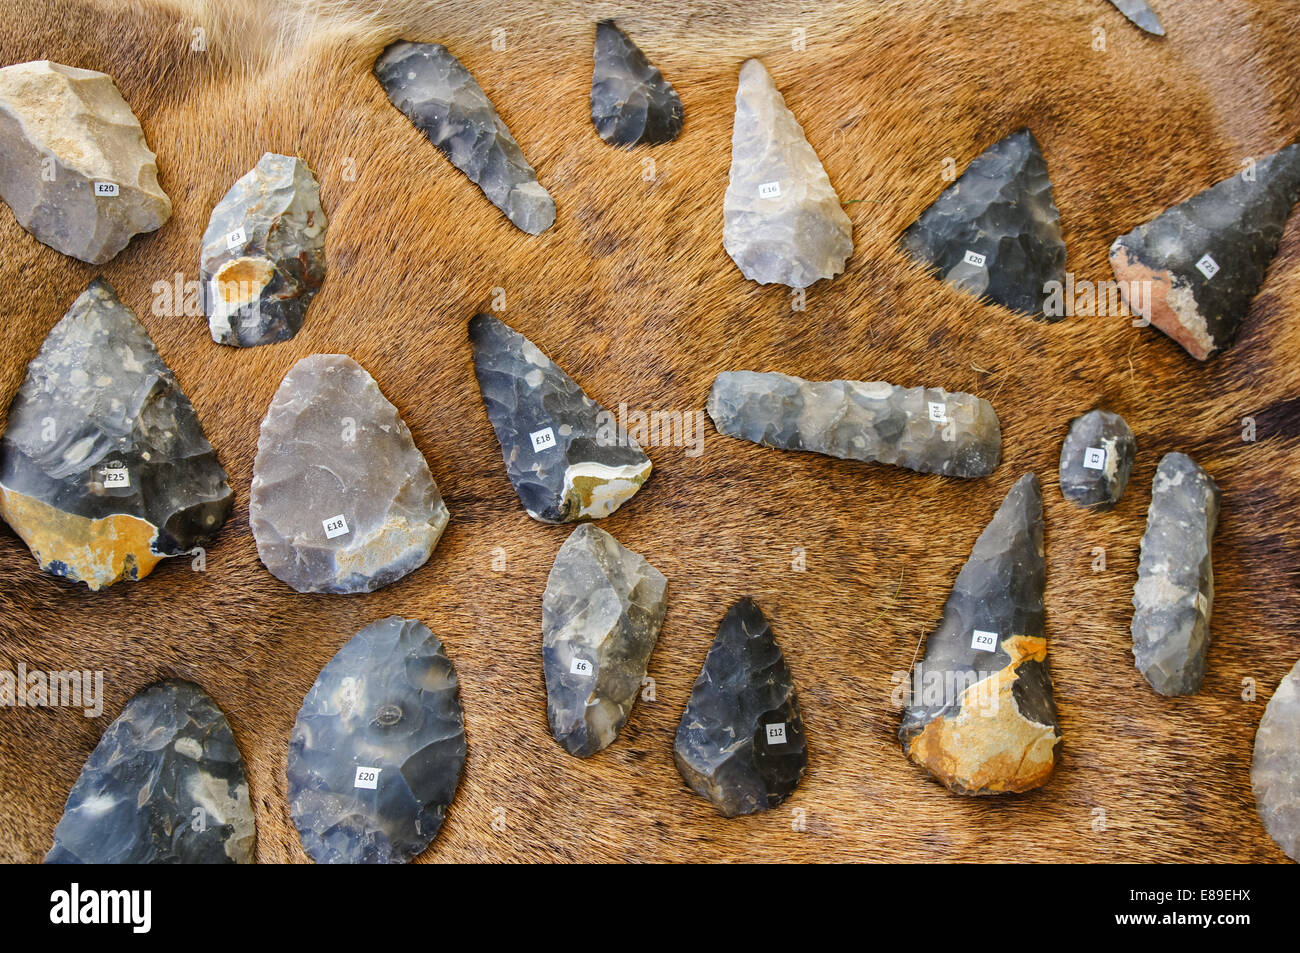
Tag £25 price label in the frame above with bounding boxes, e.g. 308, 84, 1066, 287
93, 181, 119, 197
354, 766, 381, 790
323, 514, 349, 539
530, 427, 556, 452
1083, 447, 1106, 470
765, 723, 787, 744
569, 657, 593, 676
101, 467, 130, 489
1195, 253, 1220, 280
971, 629, 998, 652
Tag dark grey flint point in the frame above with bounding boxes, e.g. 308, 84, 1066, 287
707, 370, 1001, 478
675, 597, 807, 817
900, 128, 1067, 319
200, 152, 327, 347
1132, 452, 1221, 695
288, 616, 466, 864
0, 279, 232, 590
1058, 409, 1136, 510
1108, 0, 1165, 36
590, 20, 683, 147
46, 679, 255, 864
375, 41, 555, 235
543, 523, 667, 757
469, 313, 651, 523
1252, 658, 1300, 861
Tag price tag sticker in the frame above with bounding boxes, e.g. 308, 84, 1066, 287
530, 427, 556, 452
569, 657, 593, 677
1083, 447, 1106, 470
225, 226, 247, 250
101, 466, 129, 489
93, 181, 119, 197
963, 249, 987, 268
759, 181, 782, 199
971, 629, 999, 653
323, 514, 349, 539
354, 766, 381, 790
765, 723, 787, 744
1195, 253, 1220, 280
928, 401, 947, 423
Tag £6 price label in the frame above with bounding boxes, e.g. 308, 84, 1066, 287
570, 657, 593, 677
354, 766, 381, 790
971, 629, 998, 652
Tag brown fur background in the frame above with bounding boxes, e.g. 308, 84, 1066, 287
0, 0, 1297, 863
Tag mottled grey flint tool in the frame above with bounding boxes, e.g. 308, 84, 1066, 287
901, 128, 1066, 319
250, 354, 449, 594
46, 680, 255, 864
1107, 0, 1165, 36
706, 370, 1001, 478
288, 617, 466, 864
1252, 658, 1300, 861
375, 41, 554, 234
590, 20, 683, 146
1131, 453, 1220, 695
201, 152, 327, 347
0, 60, 171, 264
1058, 409, 1136, 510
0, 280, 232, 590
469, 313, 651, 523
723, 59, 852, 288
899, 474, 1061, 795
675, 597, 808, 817
1110, 143, 1300, 360
543, 524, 667, 757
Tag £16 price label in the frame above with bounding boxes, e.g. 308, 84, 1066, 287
759, 181, 782, 199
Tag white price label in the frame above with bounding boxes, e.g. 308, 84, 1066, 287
225, 226, 247, 250
927, 401, 947, 423
322, 514, 349, 539
530, 427, 556, 452
101, 467, 129, 489
765, 723, 787, 744
971, 629, 999, 653
1195, 253, 1220, 280
569, 657, 593, 677
759, 181, 782, 199
93, 181, 118, 197
963, 249, 987, 268
354, 766, 381, 789
1083, 447, 1106, 470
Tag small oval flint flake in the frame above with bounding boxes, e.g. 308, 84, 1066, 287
1058, 409, 1136, 510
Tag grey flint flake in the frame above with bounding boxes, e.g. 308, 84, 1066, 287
900, 128, 1066, 319
469, 313, 651, 523
590, 20, 683, 147
250, 354, 448, 594
1058, 409, 1136, 510
46, 680, 255, 864
706, 370, 1001, 478
1253, 658, 1300, 861
375, 40, 555, 235
543, 524, 667, 757
0, 279, 232, 591
1109, 143, 1300, 360
675, 597, 807, 817
200, 152, 327, 347
288, 617, 466, 864
899, 474, 1060, 795
723, 59, 852, 288
1131, 452, 1221, 696
0, 60, 171, 264
1107, 0, 1165, 36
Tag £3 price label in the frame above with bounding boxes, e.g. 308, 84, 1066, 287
225, 226, 247, 250
354, 766, 381, 790
1083, 447, 1106, 470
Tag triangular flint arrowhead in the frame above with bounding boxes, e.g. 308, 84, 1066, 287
590, 20, 683, 147
901, 129, 1067, 319
1110, 143, 1300, 360
899, 473, 1061, 794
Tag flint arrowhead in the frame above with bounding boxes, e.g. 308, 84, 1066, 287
1110, 143, 1300, 359
899, 474, 1060, 795
288, 617, 466, 864
543, 524, 667, 757
1058, 409, 1136, 510
0, 61, 171, 264
200, 153, 327, 347
1252, 658, 1300, 861
901, 129, 1066, 319
707, 370, 1001, 478
250, 354, 449, 594
1107, 0, 1165, 36
375, 41, 555, 235
469, 313, 651, 523
1131, 452, 1220, 695
46, 679, 255, 864
591, 20, 683, 147
722, 59, 852, 288
675, 597, 808, 817
0, 280, 232, 590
